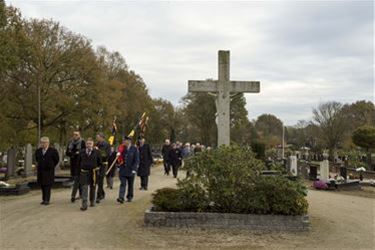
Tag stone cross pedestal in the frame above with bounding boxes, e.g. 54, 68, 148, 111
188, 50, 260, 146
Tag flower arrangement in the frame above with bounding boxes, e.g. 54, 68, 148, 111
313, 180, 328, 190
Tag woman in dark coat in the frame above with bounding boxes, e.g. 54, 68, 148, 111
137, 138, 153, 190
35, 137, 60, 205
169, 143, 182, 178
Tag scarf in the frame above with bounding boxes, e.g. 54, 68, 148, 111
68, 138, 83, 151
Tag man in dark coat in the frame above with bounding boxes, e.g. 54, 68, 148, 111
161, 139, 172, 175
78, 138, 102, 211
169, 143, 182, 178
66, 131, 86, 202
95, 133, 111, 203
117, 136, 139, 203
137, 138, 153, 190
35, 136, 60, 205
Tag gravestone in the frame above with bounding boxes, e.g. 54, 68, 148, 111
23, 144, 33, 177
188, 50, 260, 146
289, 155, 298, 176
6, 148, 16, 179
54, 143, 63, 170
309, 166, 317, 180
320, 160, 329, 182
339, 166, 347, 180
301, 165, 309, 179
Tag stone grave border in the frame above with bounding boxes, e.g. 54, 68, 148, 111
144, 209, 309, 231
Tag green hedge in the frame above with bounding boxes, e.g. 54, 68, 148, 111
152, 145, 308, 215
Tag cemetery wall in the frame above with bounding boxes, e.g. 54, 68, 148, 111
144, 210, 309, 231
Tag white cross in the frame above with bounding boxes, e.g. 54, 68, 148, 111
188, 50, 260, 146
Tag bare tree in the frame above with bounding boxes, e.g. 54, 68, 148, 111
313, 101, 347, 161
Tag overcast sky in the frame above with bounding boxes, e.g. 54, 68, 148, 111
9, 0, 374, 125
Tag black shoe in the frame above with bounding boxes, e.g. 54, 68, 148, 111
96, 199, 100, 204
126, 199, 132, 202
144, 187, 148, 191
80, 207, 87, 211
40, 201, 45, 205
44, 202, 50, 206
71, 197, 75, 203
139, 187, 144, 190
117, 198, 124, 204
90, 203, 95, 207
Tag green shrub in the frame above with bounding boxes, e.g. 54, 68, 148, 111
151, 188, 181, 212
251, 141, 266, 160
252, 176, 308, 215
153, 145, 308, 215
151, 186, 209, 212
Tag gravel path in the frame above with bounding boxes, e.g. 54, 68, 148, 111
1, 165, 374, 249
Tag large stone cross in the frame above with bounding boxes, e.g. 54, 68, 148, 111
188, 50, 260, 146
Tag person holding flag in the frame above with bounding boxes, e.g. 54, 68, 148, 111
106, 117, 118, 188
95, 133, 111, 203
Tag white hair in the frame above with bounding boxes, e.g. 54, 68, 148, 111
40, 136, 50, 143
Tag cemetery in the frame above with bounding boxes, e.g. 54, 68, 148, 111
1, 1, 374, 250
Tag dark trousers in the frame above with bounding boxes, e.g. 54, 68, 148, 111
80, 172, 96, 208
41, 185, 52, 202
172, 164, 179, 178
71, 175, 82, 198
96, 166, 106, 200
140, 176, 149, 189
106, 175, 114, 188
119, 175, 134, 200
106, 164, 116, 188
163, 160, 171, 175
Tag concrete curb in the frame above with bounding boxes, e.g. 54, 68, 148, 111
144, 209, 310, 231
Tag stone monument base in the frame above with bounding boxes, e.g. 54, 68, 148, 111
144, 209, 309, 231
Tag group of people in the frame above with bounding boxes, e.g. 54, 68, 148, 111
35, 131, 209, 211
35, 131, 153, 211
161, 139, 209, 178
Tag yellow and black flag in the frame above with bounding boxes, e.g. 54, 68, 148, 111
108, 116, 118, 146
